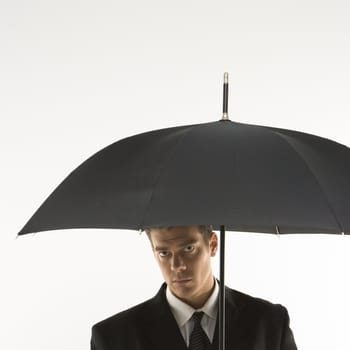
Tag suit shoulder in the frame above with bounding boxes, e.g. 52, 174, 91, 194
92, 296, 155, 332
227, 286, 288, 314
226, 287, 297, 349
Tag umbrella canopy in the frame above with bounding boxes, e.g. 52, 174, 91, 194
19, 119, 350, 236
17, 74, 350, 350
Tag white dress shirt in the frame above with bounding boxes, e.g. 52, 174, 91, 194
166, 279, 219, 346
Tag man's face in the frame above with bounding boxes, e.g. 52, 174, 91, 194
148, 226, 218, 308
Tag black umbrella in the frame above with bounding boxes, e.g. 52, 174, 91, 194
18, 74, 350, 350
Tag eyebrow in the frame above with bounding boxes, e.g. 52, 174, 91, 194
153, 239, 198, 251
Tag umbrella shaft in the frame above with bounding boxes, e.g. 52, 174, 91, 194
219, 225, 226, 350
223, 85, 228, 115
222, 72, 229, 120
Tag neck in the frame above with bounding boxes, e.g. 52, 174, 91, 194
183, 277, 216, 309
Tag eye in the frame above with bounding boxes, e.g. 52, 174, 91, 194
158, 251, 169, 257
184, 245, 195, 253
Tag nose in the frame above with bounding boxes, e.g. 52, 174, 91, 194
170, 253, 186, 272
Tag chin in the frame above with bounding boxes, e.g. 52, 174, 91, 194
173, 284, 196, 297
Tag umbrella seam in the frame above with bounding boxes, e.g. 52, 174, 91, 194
268, 128, 344, 234
140, 124, 205, 229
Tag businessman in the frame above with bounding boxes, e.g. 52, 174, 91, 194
91, 225, 297, 349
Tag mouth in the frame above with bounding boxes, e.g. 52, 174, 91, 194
173, 278, 192, 284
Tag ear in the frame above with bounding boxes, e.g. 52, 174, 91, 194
209, 232, 218, 257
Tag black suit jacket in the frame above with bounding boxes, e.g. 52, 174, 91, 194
91, 284, 297, 350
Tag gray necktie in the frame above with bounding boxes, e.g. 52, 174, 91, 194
189, 312, 211, 350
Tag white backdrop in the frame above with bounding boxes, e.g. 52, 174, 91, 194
1, 1, 350, 349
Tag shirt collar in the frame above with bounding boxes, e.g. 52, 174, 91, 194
166, 278, 219, 327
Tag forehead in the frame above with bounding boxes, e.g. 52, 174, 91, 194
148, 226, 204, 247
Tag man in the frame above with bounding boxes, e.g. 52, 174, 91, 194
91, 225, 297, 350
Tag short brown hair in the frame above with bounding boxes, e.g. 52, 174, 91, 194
144, 225, 214, 243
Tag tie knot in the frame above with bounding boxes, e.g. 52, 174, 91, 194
192, 311, 205, 324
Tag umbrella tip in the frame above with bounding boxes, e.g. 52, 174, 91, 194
221, 72, 230, 121
275, 225, 281, 237
224, 72, 229, 83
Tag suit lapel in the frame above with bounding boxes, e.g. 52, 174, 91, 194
145, 284, 188, 350
212, 286, 239, 350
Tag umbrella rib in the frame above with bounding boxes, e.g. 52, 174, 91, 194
268, 129, 344, 234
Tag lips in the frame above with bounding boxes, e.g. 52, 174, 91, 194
174, 278, 192, 284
